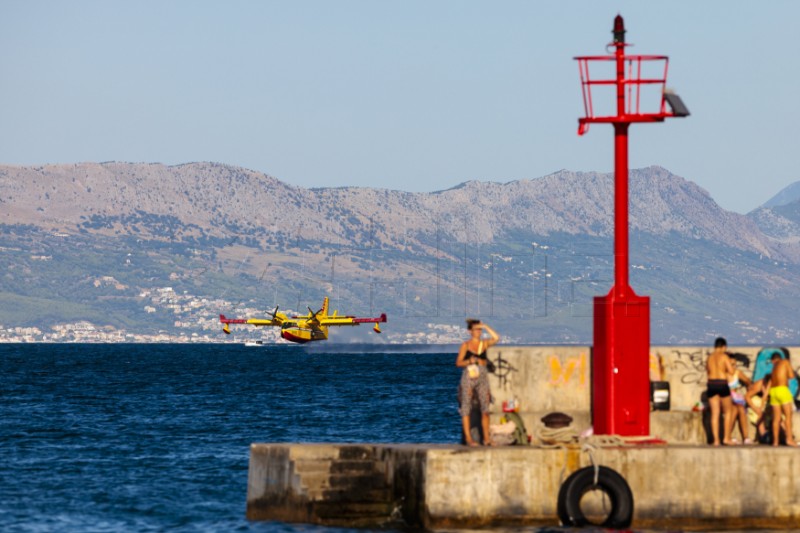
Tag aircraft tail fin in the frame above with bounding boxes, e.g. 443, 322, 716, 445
322, 296, 329, 317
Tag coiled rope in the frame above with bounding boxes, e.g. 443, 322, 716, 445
536, 423, 658, 490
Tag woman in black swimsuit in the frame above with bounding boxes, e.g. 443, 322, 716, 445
456, 319, 500, 446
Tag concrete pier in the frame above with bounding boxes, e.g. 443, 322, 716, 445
247, 345, 800, 528
247, 442, 800, 529
488, 344, 800, 444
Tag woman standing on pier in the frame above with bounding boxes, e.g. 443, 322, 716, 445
456, 319, 500, 446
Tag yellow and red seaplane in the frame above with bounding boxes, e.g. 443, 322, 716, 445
220, 296, 387, 344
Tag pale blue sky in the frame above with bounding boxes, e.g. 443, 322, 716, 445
1, 1, 798, 214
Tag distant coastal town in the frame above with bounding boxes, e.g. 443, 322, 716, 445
0, 283, 464, 344
1, 285, 228, 343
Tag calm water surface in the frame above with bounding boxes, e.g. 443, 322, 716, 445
3, 343, 774, 533
1, 343, 464, 532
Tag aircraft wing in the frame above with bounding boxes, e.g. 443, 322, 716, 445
319, 313, 387, 328
220, 314, 284, 334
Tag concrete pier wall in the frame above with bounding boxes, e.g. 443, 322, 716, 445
488, 344, 800, 444
652, 345, 799, 410
248, 443, 800, 529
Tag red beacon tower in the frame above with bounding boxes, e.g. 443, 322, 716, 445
575, 15, 689, 436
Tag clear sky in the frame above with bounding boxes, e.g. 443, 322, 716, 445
1, 1, 798, 214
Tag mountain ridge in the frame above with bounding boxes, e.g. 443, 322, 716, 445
2, 161, 800, 344
762, 180, 800, 209
1, 162, 792, 258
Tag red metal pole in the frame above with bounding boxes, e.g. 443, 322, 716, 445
614, 123, 629, 296
614, 28, 629, 296
591, 15, 650, 437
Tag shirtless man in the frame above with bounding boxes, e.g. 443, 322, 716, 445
769, 352, 798, 447
706, 337, 735, 446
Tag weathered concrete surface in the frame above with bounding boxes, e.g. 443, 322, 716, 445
651, 345, 800, 410
489, 346, 591, 414
248, 442, 800, 529
487, 345, 800, 444
247, 443, 403, 527
488, 345, 594, 443
650, 410, 706, 443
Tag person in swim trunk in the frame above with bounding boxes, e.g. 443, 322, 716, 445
769, 352, 798, 447
455, 319, 500, 446
706, 337, 735, 446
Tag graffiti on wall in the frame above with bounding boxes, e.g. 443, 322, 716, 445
663, 349, 708, 385
660, 348, 791, 386
490, 352, 517, 390
547, 352, 588, 388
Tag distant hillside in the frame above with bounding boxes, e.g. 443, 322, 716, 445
749, 180, 800, 243
2, 162, 800, 344
1, 162, 793, 254
762, 180, 800, 208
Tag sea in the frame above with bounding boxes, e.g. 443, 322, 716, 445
2, 343, 774, 533
1, 342, 469, 533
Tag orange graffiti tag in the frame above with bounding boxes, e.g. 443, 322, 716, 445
548, 353, 587, 388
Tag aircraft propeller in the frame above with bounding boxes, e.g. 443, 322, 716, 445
267, 305, 283, 325
307, 306, 323, 323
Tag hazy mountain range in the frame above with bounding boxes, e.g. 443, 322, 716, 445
2, 162, 800, 344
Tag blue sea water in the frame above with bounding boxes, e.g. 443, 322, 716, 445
1, 343, 466, 532
3, 343, 769, 533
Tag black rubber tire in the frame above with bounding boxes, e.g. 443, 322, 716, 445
557, 465, 634, 528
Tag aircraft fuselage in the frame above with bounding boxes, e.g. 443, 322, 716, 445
280, 323, 328, 343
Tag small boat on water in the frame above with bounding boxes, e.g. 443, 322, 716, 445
244, 340, 265, 347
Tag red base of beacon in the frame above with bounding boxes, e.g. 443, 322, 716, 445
592, 284, 650, 436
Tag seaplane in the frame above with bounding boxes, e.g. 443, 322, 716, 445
219, 296, 387, 344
